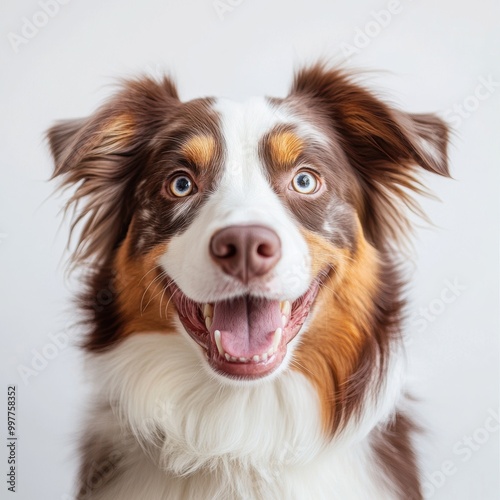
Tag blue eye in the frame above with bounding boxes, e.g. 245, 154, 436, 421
291, 171, 319, 194
170, 175, 194, 197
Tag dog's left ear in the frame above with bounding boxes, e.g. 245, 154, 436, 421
47, 76, 180, 266
289, 63, 450, 245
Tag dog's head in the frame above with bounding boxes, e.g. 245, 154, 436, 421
48, 64, 449, 383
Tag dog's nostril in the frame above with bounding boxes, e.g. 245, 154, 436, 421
212, 242, 236, 259
223, 244, 237, 259
257, 243, 274, 258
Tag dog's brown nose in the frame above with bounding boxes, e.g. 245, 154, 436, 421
210, 225, 281, 283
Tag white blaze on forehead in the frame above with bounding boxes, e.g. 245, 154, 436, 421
160, 97, 321, 303
211, 97, 297, 218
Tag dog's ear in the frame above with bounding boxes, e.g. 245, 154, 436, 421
289, 63, 450, 247
47, 76, 179, 266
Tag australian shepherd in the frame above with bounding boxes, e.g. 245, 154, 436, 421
48, 63, 449, 499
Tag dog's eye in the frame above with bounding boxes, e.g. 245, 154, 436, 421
169, 175, 194, 197
291, 171, 319, 194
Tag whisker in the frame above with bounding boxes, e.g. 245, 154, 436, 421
159, 286, 167, 319
289, 357, 316, 379
318, 281, 342, 302
164, 288, 180, 319
139, 264, 162, 284
140, 271, 167, 314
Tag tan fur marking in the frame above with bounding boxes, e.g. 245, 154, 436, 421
99, 114, 136, 152
182, 134, 217, 167
268, 130, 304, 169
114, 232, 177, 337
292, 222, 380, 433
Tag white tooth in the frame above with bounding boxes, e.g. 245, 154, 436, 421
205, 316, 212, 330
230, 356, 238, 362
267, 348, 274, 357
214, 330, 224, 356
282, 300, 291, 317
273, 327, 282, 352
281, 315, 287, 327
203, 303, 213, 319
238, 357, 248, 362
252, 355, 260, 362
225, 353, 231, 361
261, 352, 268, 362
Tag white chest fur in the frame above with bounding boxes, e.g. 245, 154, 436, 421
84, 333, 400, 500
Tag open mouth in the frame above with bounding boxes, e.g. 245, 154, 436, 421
168, 279, 321, 379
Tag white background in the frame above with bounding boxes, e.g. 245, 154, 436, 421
0, 0, 498, 499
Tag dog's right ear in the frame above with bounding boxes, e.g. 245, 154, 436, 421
47, 76, 179, 266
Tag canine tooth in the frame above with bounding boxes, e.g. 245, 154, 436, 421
281, 300, 291, 316
203, 303, 213, 319
281, 315, 287, 327
261, 352, 268, 362
252, 355, 260, 362
273, 327, 282, 352
205, 316, 212, 330
238, 357, 248, 362
214, 330, 224, 356
225, 353, 231, 361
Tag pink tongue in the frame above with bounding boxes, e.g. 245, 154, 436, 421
211, 296, 282, 358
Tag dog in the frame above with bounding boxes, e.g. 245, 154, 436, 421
48, 63, 449, 499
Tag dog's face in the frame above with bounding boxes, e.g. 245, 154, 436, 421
48, 65, 449, 383
147, 96, 359, 380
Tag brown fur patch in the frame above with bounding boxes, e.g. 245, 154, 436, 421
113, 231, 177, 337
181, 134, 217, 168
267, 129, 304, 170
76, 228, 178, 352
292, 221, 381, 432
373, 412, 423, 499
77, 432, 124, 499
